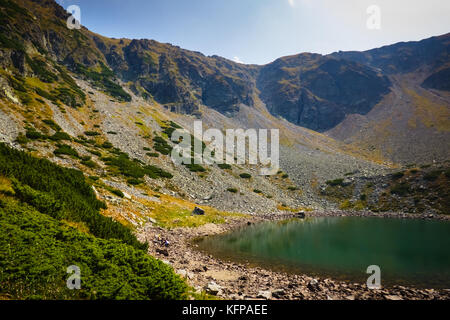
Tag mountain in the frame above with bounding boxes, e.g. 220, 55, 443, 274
257, 53, 391, 132
0, 0, 448, 207
1, 0, 449, 301
328, 33, 450, 164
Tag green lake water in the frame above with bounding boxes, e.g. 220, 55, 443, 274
195, 217, 450, 288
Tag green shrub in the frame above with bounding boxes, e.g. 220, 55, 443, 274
54, 144, 79, 158
0, 198, 187, 299
101, 141, 113, 149
153, 136, 172, 155
218, 163, 231, 170
84, 131, 100, 137
25, 55, 58, 83
25, 129, 42, 140
147, 152, 159, 158
87, 149, 102, 157
34, 87, 56, 102
0, 143, 144, 249
111, 189, 124, 198
185, 163, 206, 173
15, 133, 28, 144
75, 63, 131, 102
253, 189, 262, 194
49, 131, 71, 141
326, 179, 344, 187
103, 153, 172, 179
127, 178, 143, 185
81, 160, 97, 168
239, 173, 251, 179
281, 174, 289, 179
43, 119, 61, 132
227, 188, 238, 193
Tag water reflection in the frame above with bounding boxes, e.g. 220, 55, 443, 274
195, 217, 450, 288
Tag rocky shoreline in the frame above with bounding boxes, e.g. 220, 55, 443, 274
137, 211, 450, 300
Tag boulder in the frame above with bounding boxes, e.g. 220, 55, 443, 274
123, 192, 132, 200
384, 295, 403, 301
205, 281, 223, 295
192, 207, 205, 215
297, 211, 306, 219
156, 248, 169, 256
257, 290, 272, 300
272, 289, 286, 298
307, 279, 321, 292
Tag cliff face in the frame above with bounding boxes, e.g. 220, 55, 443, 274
92, 37, 259, 114
256, 53, 391, 131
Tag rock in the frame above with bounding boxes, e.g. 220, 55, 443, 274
307, 279, 321, 292
297, 211, 306, 219
345, 295, 355, 300
272, 289, 286, 298
147, 217, 157, 224
192, 207, 205, 216
156, 248, 169, 256
384, 295, 403, 300
205, 281, 223, 295
123, 192, 131, 200
161, 260, 171, 266
177, 269, 187, 278
257, 290, 272, 300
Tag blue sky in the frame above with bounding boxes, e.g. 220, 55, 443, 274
57, 0, 450, 65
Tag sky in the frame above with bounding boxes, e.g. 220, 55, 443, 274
56, 0, 450, 65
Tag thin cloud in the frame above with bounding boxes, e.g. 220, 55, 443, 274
233, 56, 244, 64
288, 0, 295, 7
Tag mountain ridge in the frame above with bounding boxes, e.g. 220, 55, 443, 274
0, 0, 449, 167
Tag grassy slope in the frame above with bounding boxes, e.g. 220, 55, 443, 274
0, 143, 187, 300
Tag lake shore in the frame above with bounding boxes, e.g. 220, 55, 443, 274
137, 211, 450, 300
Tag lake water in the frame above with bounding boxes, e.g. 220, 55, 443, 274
195, 217, 450, 288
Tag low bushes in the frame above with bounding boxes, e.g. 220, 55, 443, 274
53, 144, 79, 158
102, 153, 173, 179
0, 197, 187, 299
326, 178, 344, 187
0, 143, 144, 250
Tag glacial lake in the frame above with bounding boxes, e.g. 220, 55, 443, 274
195, 217, 450, 288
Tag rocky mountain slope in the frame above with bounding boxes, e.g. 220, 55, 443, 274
0, 0, 448, 216
0, 0, 449, 302
328, 34, 450, 164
